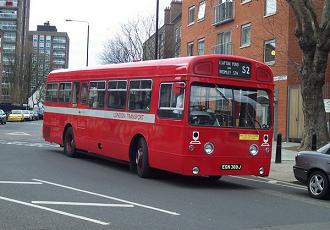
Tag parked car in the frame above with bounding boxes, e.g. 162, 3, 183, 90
7, 110, 25, 122
0, 109, 6, 124
293, 143, 330, 199
22, 110, 33, 121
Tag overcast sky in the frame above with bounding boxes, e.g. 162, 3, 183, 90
29, 0, 173, 69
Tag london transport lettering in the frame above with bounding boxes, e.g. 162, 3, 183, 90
219, 59, 251, 78
113, 112, 145, 121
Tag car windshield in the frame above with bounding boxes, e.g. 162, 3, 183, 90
189, 83, 271, 128
317, 143, 330, 154
11, 110, 22, 114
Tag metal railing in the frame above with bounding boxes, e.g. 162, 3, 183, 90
214, 1, 235, 25
212, 42, 233, 55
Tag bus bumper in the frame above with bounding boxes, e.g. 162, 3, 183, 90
181, 157, 271, 177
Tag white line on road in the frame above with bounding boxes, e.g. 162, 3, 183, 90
0, 140, 59, 148
33, 179, 180, 216
6, 132, 30, 136
231, 176, 306, 191
31, 201, 134, 207
0, 181, 42, 185
0, 196, 110, 225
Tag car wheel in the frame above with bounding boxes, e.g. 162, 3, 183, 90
63, 127, 78, 157
308, 170, 329, 199
135, 138, 152, 178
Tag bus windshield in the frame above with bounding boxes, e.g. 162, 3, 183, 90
189, 83, 271, 129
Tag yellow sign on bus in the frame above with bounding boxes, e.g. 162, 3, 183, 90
239, 134, 260, 141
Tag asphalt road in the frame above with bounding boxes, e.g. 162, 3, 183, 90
1, 121, 330, 230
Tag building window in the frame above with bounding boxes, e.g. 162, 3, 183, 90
264, 39, 276, 65
265, 0, 276, 16
198, 1, 206, 21
187, 42, 194, 56
214, 0, 234, 25
188, 5, 195, 25
175, 26, 181, 43
214, 31, 232, 54
241, 23, 251, 47
198, 39, 205, 55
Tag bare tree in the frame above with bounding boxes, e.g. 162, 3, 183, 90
286, 0, 330, 149
99, 16, 155, 64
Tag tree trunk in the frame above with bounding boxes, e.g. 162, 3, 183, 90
300, 49, 329, 149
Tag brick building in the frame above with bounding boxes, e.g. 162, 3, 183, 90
180, 0, 330, 140
143, 0, 182, 60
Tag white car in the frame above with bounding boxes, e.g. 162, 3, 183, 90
22, 110, 33, 121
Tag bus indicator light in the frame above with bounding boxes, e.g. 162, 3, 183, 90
192, 167, 200, 175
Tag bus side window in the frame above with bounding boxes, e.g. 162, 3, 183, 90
58, 82, 72, 103
108, 80, 127, 109
88, 81, 106, 109
80, 83, 88, 104
158, 82, 185, 119
129, 80, 152, 112
72, 82, 80, 105
45, 83, 59, 102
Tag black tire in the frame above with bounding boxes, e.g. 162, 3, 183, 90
135, 138, 152, 178
308, 170, 329, 199
63, 127, 78, 157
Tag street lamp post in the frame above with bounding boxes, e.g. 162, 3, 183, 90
155, 0, 159, 60
65, 19, 90, 67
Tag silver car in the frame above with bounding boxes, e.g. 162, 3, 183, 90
293, 143, 330, 199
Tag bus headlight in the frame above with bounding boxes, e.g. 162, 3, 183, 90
204, 142, 215, 155
249, 144, 259, 156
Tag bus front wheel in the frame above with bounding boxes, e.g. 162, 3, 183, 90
135, 138, 152, 178
63, 127, 78, 157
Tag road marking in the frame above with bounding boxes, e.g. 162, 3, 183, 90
0, 140, 59, 148
31, 201, 134, 207
231, 176, 306, 191
6, 132, 30, 136
0, 181, 42, 185
33, 179, 180, 216
0, 196, 110, 225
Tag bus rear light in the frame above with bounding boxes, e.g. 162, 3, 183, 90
188, 144, 195, 152
204, 142, 215, 155
192, 166, 200, 175
249, 144, 259, 156
259, 167, 265, 175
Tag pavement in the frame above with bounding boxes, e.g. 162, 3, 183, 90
268, 141, 300, 183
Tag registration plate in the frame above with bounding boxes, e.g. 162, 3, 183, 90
221, 164, 242, 170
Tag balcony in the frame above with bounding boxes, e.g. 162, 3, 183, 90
212, 42, 233, 55
214, 1, 235, 26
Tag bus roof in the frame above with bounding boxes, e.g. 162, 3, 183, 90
48, 54, 272, 81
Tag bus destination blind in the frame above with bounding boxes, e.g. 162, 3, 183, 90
219, 59, 251, 79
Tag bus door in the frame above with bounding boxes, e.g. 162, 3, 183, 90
75, 81, 89, 150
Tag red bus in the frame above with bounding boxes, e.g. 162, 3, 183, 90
43, 55, 274, 180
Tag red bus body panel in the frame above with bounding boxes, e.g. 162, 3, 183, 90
43, 55, 274, 177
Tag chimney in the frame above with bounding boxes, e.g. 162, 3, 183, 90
170, 0, 182, 22
164, 7, 170, 24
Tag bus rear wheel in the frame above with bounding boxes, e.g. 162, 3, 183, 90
63, 127, 78, 157
135, 138, 152, 178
